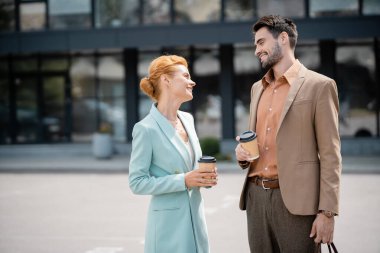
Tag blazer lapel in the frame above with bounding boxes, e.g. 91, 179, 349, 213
149, 104, 192, 172
276, 65, 307, 134
249, 84, 264, 131
178, 112, 199, 170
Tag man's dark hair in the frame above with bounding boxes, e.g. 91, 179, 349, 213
253, 15, 298, 49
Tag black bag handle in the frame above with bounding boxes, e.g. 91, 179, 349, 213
327, 242, 338, 253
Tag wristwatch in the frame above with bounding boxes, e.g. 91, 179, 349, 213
319, 210, 335, 218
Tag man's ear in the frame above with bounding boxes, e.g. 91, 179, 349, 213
280, 31, 289, 45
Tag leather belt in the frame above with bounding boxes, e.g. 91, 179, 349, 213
248, 177, 280, 190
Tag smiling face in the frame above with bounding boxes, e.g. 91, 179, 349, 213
167, 64, 196, 103
254, 27, 283, 70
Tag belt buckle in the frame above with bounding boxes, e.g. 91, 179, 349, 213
261, 179, 270, 190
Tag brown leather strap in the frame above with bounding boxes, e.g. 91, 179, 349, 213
248, 177, 279, 190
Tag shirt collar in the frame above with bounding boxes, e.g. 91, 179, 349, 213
262, 59, 302, 88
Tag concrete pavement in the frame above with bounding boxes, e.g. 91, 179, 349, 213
0, 172, 379, 253
0, 144, 380, 253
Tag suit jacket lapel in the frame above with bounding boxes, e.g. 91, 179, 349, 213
249, 84, 264, 131
178, 112, 200, 170
149, 104, 192, 172
276, 65, 306, 134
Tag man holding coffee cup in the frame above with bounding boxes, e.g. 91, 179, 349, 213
235, 15, 341, 253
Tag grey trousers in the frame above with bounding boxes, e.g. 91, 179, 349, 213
246, 181, 319, 253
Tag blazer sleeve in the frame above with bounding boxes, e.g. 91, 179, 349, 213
314, 79, 342, 215
128, 123, 187, 195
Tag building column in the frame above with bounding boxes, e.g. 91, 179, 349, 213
319, 40, 336, 79
188, 46, 196, 119
8, 54, 17, 143
219, 44, 235, 141
375, 38, 380, 137
124, 48, 139, 142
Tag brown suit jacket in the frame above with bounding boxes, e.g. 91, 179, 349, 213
239, 64, 342, 215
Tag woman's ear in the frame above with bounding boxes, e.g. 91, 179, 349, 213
160, 74, 171, 88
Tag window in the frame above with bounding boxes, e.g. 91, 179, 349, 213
138, 50, 160, 119
95, 0, 140, 27
70, 55, 96, 141
70, 56, 96, 98
193, 45, 220, 138
257, 0, 305, 18
42, 57, 69, 71
175, 0, 220, 23
20, 2, 46, 31
15, 76, 39, 143
0, 0, 15, 31
336, 41, 377, 137
42, 76, 66, 142
234, 44, 261, 136
49, 0, 91, 29
0, 77, 9, 144
98, 56, 126, 141
0, 58, 8, 73
225, 0, 254, 21
363, 0, 380, 15
295, 43, 320, 71
13, 57, 38, 72
310, 0, 358, 17
143, 0, 170, 24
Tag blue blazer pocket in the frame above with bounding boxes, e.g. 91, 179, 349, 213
151, 193, 182, 211
153, 206, 180, 211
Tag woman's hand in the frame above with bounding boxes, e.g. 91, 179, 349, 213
185, 167, 218, 188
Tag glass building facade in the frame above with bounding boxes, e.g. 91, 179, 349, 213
0, 0, 379, 149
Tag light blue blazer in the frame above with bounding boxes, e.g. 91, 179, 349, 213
129, 104, 210, 253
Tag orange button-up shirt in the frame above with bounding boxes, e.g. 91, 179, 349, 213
248, 60, 301, 179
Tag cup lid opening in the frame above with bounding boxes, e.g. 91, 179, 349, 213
239, 130, 257, 142
198, 155, 216, 163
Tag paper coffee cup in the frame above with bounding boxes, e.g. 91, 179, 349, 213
198, 156, 216, 188
239, 130, 259, 161
198, 155, 216, 172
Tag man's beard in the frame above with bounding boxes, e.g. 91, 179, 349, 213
261, 42, 283, 70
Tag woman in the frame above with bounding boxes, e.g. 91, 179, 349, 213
129, 55, 218, 253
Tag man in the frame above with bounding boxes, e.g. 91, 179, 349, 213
235, 15, 341, 253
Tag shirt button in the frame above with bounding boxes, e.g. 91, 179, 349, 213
269, 108, 272, 111
264, 167, 268, 171
274, 89, 277, 93
265, 147, 269, 151
267, 127, 271, 131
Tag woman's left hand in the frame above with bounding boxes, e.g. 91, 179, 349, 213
185, 167, 218, 188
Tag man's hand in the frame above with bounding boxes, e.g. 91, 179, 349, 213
235, 136, 252, 162
310, 213, 335, 244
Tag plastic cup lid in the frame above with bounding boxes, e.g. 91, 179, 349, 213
198, 155, 216, 163
239, 130, 257, 142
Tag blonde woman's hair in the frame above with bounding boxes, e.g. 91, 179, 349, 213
140, 55, 188, 101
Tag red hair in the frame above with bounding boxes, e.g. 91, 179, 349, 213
140, 55, 188, 101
